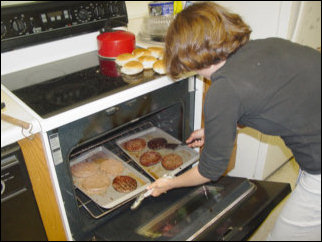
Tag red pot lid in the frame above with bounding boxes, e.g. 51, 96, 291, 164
97, 30, 136, 58
97, 30, 135, 42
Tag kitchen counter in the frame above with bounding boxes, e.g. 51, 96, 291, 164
1, 86, 41, 147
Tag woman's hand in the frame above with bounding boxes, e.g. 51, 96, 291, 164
147, 166, 211, 197
147, 176, 174, 197
186, 128, 205, 148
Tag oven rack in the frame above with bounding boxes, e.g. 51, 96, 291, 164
75, 121, 155, 219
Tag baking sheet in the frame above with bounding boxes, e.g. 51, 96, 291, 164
70, 146, 151, 209
116, 127, 200, 179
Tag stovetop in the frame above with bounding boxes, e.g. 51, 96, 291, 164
1, 51, 163, 118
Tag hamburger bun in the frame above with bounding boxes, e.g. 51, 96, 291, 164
159, 52, 164, 60
143, 69, 155, 78
147, 47, 164, 59
132, 48, 151, 58
153, 60, 166, 75
115, 53, 137, 66
121, 61, 144, 75
138, 55, 157, 69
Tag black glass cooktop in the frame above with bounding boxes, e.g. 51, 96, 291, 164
1, 51, 163, 118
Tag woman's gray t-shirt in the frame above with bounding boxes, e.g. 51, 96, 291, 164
198, 38, 321, 181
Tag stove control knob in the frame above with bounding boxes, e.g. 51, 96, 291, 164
1, 180, 5, 196
94, 6, 105, 19
1, 23, 7, 38
78, 9, 89, 22
109, 2, 117, 16
12, 18, 26, 34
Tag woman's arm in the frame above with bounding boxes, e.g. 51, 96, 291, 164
148, 165, 210, 197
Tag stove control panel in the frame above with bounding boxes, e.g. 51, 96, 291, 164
1, 1, 128, 52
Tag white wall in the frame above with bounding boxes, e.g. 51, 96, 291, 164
217, 1, 292, 39
292, 1, 321, 49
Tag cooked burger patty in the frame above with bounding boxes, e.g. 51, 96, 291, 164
71, 160, 100, 178
147, 137, 167, 150
140, 151, 162, 166
162, 153, 183, 170
123, 138, 146, 152
112, 175, 137, 193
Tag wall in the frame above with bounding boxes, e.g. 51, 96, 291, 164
217, 1, 292, 39
1, 1, 299, 75
292, 1, 321, 48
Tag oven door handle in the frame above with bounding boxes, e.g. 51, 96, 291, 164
222, 226, 242, 241
105, 106, 120, 116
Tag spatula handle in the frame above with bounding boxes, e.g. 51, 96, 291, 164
1, 113, 31, 130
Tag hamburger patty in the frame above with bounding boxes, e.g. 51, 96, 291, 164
81, 171, 111, 195
147, 137, 167, 150
100, 158, 124, 176
112, 175, 137, 193
71, 160, 100, 178
140, 151, 162, 166
162, 153, 183, 170
123, 138, 146, 152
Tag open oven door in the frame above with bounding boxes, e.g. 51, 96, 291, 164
92, 176, 290, 241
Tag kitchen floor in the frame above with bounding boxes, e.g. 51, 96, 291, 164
248, 157, 299, 241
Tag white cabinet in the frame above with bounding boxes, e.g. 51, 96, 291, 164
256, 135, 293, 179
229, 128, 293, 180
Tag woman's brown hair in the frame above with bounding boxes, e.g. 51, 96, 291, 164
165, 2, 251, 79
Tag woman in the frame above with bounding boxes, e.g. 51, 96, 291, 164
148, 2, 321, 241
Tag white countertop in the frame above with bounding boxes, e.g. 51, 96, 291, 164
1, 86, 41, 147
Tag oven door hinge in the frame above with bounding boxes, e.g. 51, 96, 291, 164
188, 76, 196, 92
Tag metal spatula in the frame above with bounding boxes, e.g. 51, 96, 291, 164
130, 189, 153, 210
165, 138, 202, 150
131, 174, 174, 210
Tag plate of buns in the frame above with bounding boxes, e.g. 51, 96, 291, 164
115, 47, 166, 76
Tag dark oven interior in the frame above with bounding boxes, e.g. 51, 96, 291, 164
46, 79, 196, 240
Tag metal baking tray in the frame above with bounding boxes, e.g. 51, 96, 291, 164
70, 146, 151, 209
116, 127, 200, 179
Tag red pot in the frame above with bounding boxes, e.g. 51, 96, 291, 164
97, 30, 136, 59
